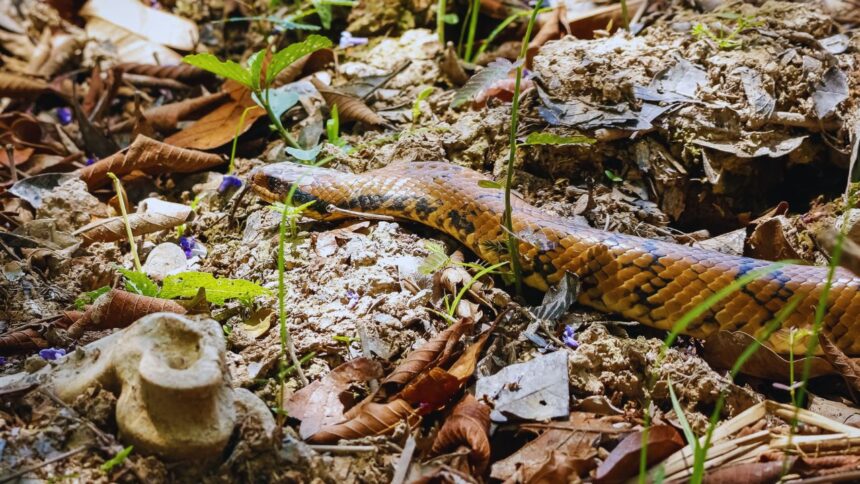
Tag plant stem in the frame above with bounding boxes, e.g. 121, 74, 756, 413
277, 193, 308, 412
437, 0, 446, 45
503, 2, 541, 296
228, 106, 260, 173
620, 0, 629, 31
107, 172, 142, 272
464, 0, 481, 62
260, 88, 300, 149
447, 262, 507, 317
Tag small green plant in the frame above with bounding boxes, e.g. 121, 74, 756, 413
74, 286, 111, 309
333, 334, 360, 344
446, 261, 508, 318
436, 0, 459, 44
691, 14, 762, 50
100, 445, 133, 473
326, 104, 345, 148
183, 35, 332, 149
107, 172, 142, 272
462, 0, 481, 61
412, 86, 434, 128
605, 169, 623, 183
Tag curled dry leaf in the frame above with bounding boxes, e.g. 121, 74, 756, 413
702, 458, 794, 483
164, 84, 265, 150
0, 328, 48, 353
67, 289, 187, 338
431, 394, 492, 472
77, 135, 224, 189
310, 77, 388, 127
382, 318, 472, 389
307, 398, 419, 444
118, 62, 211, 82
285, 357, 384, 439
594, 426, 684, 483
441, 43, 469, 87
113, 91, 230, 133
0, 72, 49, 98
819, 335, 860, 399
74, 198, 191, 245
702, 330, 834, 380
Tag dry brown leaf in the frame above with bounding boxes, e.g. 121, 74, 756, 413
0, 72, 49, 98
0, 327, 48, 353
77, 135, 224, 189
118, 63, 211, 82
272, 48, 335, 87
441, 43, 469, 87
432, 394, 492, 472
744, 216, 802, 261
67, 289, 187, 338
382, 318, 472, 390
310, 77, 388, 127
285, 357, 384, 439
164, 86, 265, 150
819, 335, 860, 399
34, 34, 80, 78
517, 450, 596, 484
312, 221, 371, 257
565, 0, 646, 39
113, 91, 230, 133
594, 426, 684, 483
702, 458, 794, 483
74, 198, 191, 244
702, 330, 834, 380
307, 398, 419, 444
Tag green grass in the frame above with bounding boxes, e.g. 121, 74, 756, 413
107, 172, 142, 272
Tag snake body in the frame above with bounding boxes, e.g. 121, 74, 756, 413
252, 161, 860, 355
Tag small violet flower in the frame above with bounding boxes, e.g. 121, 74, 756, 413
179, 236, 195, 259
56, 107, 72, 125
0, 356, 6, 365
219, 174, 242, 194
346, 289, 359, 309
39, 348, 66, 361
562, 325, 579, 349
339, 31, 368, 49
85, 156, 97, 166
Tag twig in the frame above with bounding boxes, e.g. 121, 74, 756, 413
390, 434, 417, 484
0, 446, 89, 483
326, 205, 396, 221
307, 444, 378, 454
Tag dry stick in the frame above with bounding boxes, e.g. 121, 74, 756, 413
390, 435, 417, 484
107, 172, 141, 271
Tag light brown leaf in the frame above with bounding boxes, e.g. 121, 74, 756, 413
77, 135, 224, 189
73, 198, 192, 245
0, 327, 48, 353
441, 43, 469, 87
382, 318, 472, 390
519, 450, 596, 484
307, 398, 419, 444
239, 307, 274, 339
819, 335, 860, 398
310, 77, 388, 127
113, 91, 230, 133
285, 357, 383, 439
702, 330, 834, 380
67, 289, 187, 338
164, 86, 265, 150
272, 48, 335, 87
432, 394, 492, 472
702, 458, 794, 484
0, 72, 49, 98
594, 426, 684, 483
312, 221, 371, 257
118, 63, 211, 82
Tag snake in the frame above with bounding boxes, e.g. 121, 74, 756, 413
251, 161, 860, 355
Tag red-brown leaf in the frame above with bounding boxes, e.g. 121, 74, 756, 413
431, 394, 492, 472
819, 335, 860, 398
0, 328, 48, 353
594, 425, 684, 483
307, 398, 419, 444
310, 77, 388, 127
67, 289, 187, 338
382, 318, 472, 389
117, 63, 211, 82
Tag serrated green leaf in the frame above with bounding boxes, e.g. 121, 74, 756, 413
182, 53, 252, 87
74, 285, 111, 309
478, 179, 503, 189
160, 271, 270, 305
117, 267, 159, 297
522, 132, 596, 146
100, 445, 133, 473
266, 35, 333, 85
452, 58, 518, 108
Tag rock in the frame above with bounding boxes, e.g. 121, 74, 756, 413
142, 243, 188, 280
47, 313, 271, 462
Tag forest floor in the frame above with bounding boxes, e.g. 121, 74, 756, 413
1, 0, 860, 482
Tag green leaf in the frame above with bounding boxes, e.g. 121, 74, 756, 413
117, 267, 159, 297
604, 169, 622, 183
478, 179, 503, 189
312, 0, 333, 29
286, 144, 323, 162
327, 104, 341, 145
254, 87, 300, 119
418, 241, 450, 275
100, 446, 133, 473
248, 50, 265, 90
522, 132, 596, 146
160, 271, 270, 305
412, 86, 434, 124
443, 13, 459, 24
266, 35, 333, 85
182, 53, 252, 87
74, 285, 111, 309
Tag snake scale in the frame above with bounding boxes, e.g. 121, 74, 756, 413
251, 161, 860, 355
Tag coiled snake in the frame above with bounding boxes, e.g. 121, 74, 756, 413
251, 161, 860, 355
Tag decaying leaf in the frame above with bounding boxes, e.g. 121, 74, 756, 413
431, 394, 492, 472
0, 327, 48, 353
743, 215, 802, 261
702, 330, 834, 380
310, 77, 388, 127
77, 135, 224, 189
113, 91, 230, 133
164, 84, 266, 149
286, 357, 383, 439
530, 272, 580, 321
239, 307, 274, 339
813, 66, 848, 119
594, 426, 684, 483
452, 58, 519, 108
701, 458, 794, 483
441, 42, 469, 87
382, 318, 472, 390
819, 335, 860, 399
67, 289, 187, 338
0, 72, 50, 98
74, 198, 192, 245
313, 221, 371, 257
118, 63, 211, 82
307, 398, 419, 444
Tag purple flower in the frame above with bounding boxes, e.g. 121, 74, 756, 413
0, 356, 6, 365
346, 289, 359, 309
39, 348, 66, 361
218, 175, 242, 193
85, 156, 97, 166
562, 325, 579, 349
56, 107, 72, 125
179, 236, 195, 258
339, 32, 368, 49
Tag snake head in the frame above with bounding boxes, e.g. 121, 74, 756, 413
250, 162, 352, 220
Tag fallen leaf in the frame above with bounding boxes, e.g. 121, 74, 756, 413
310, 77, 387, 127
285, 357, 383, 439
452, 58, 519, 108
530, 273, 579, 321
73, 198, 192, 245
475, 350, 569, 422
441, 43, 468, 87
431, 394, 492, 472
382, 318, 472, 390
81, 0, 198, 51
702, 330, 833, 381
693, 135, 808, 159
813, 66, 848, 119
594, 426, 684, 483
67, 289, 187, 338
118, 62, 211, 82
819, 335, 860, 401
743, 216, 802, 261
701, 458, 794, 483
307, 398, 419, 444
9, 173, 78, 209
113, 91, 230, 133
164, 86, 265, 149
808, 395, 860, 427
0, 72, 49, 98
0, 327, 48, 353
240, 307, 274, 339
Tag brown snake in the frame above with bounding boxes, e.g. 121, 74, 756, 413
251, 161, 860, 355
